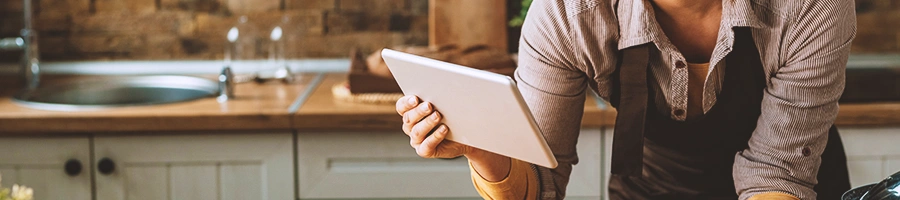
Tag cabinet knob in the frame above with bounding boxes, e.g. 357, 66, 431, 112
97, 158, 116, 175
64, 159, 82, 176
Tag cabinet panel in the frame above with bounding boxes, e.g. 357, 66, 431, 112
297, 130, 603, 199
297, 131, 474, 199
567, 128, 603, 198
847, 156, 883, 187
0, 137, 91, 200
840, 127, 900, 187
94, 133, 293, 200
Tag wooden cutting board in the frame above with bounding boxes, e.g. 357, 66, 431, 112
429, 0, 508, 51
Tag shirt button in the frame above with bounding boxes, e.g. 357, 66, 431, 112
673, 109, 685, 116
675, 61, 686, 69
802, 147, 812, 156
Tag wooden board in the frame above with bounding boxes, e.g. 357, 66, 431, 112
429, 0, 508, 50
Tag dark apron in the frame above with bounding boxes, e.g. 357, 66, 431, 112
606, 27, 851, 199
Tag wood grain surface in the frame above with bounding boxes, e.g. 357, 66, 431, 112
0, 73, 897, 134
0, 74, 317, 134
429, 0, 508, 50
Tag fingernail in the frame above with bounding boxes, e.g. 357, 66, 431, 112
431, 112, 440, 121
437, 125, 447, 133
421, 103, 431, 112
408, 96, 417, 105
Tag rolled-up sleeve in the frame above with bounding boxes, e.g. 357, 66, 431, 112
515, 0, 594, 199
733, 0, 856, 199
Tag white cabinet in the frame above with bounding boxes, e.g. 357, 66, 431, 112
0, 137, 92, 200
839, 127, 900, 187
93, 133, 294, 200
568, 128, 603, 199
297, 131, 475, 199
296, 129, 603, 199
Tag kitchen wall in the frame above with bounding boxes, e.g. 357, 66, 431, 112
0, 0, 897, 62
0, 0, 428, 62
854, 0, 900, 53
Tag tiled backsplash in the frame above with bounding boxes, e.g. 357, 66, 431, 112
0, 0, 428, 61
0, 0, 897, 62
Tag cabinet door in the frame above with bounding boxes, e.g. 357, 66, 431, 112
296, 130, 602, 199
94, 133, 294, 200
0, 137, 91, 200
839, 127, 900, 187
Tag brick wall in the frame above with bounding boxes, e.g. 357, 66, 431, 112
0, 0, 896, 62
854, 0, 900, 53
0, 0, 428, 61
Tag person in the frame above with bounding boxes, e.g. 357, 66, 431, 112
395, 0, 856, 199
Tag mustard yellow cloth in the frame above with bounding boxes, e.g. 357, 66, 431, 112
470, 159, 537, 200
469, 159, 799, 200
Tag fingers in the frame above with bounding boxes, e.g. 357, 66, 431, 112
402, 102, 433, 134
417, 124, 449, 158
396, 95, 419, 115
409, 111, 442, 147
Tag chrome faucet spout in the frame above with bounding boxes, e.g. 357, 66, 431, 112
20, 0, 40, 90
0, 37, 24, 50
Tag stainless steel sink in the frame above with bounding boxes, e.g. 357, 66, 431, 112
12, 75, 219, 111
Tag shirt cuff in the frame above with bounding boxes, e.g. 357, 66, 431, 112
748, 192, 800, 200
470, 158, 538, 199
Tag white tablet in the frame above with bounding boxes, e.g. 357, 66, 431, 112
382, 48, 558, 168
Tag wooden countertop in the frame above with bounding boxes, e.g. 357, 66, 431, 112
294, 73, 625, 131
0, 74, 317, 134
0, 73, 897, 134
294, 73, 900, 131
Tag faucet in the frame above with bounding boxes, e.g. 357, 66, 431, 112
0, 0, 40, 90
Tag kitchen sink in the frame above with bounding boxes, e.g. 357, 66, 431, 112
12, 75, 219, 111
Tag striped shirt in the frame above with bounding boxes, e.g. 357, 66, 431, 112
514, 0, 856, 199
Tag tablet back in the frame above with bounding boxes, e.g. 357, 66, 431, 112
382, 49, 558, 168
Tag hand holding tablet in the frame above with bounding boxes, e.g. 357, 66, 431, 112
383, 48, 557, 168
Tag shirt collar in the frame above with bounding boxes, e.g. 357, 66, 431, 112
616, 0, 765, 50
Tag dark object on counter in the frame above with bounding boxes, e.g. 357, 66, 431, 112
347, 44, 517, 94
348, 49, 403, 94
841, 67, 900, 103
843, 170, 900, 200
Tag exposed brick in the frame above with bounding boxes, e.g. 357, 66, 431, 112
33, 14, 71, 32
285, 0, 335, 11
37, 36, 68, 54
896, 32, 900, 51
388, 14, 410, 31
38, 0, 91, 16
325, 10, 389, 34
0, 0, 23, 13
337, 0, 406, 13
296, 32, 398, 57
94, 0, 157, 14
408, 0, 427, 15
0, 0, 431, 60
195, 13, 235, 35
71, 11, 192, 34
160, 0, 228, 14
224, 0, 279, 14
0, 17, 24, 35
139, 35, 181, 59
283, 10, 326, 35
68, 35, 144, 53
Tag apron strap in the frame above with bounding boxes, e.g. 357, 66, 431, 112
611, 44, 652, 177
